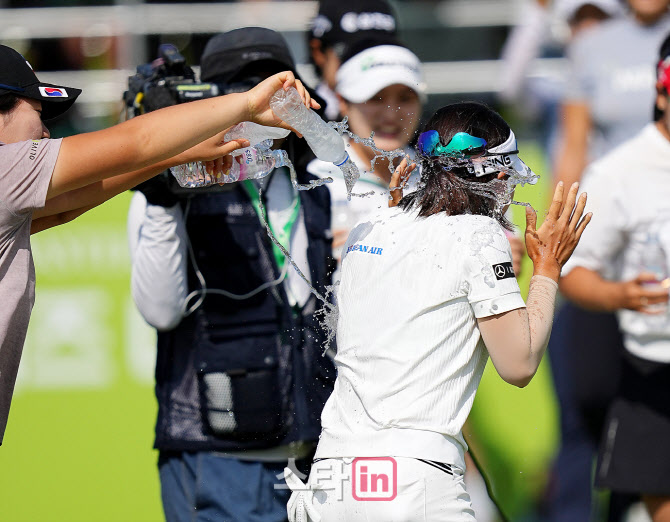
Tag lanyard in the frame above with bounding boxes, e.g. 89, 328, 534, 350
242, 171, 300, 272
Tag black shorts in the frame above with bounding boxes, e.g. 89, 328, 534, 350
595, 351, 670, 496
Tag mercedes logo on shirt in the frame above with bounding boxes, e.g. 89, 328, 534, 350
492, 262, 515, 280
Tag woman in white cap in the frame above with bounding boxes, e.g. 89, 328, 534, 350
0, 43, 317, 446
307, 41, 425, 265
285, 101, 591, 521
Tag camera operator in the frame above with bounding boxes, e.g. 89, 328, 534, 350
0, 44, 315, 446
127, 28, 335, 522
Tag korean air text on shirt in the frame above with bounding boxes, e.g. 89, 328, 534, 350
346, 243, 383, 255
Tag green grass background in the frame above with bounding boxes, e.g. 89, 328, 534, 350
0, 193, 163, 522
0, 143, 555, 521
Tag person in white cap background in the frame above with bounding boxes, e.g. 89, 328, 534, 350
307, 0, 398, 120
0, 43, 318, 447
307, 41, 425, 271
284, 101, 591, 522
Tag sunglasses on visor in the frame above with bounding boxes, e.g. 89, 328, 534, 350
417, 130, 519, 158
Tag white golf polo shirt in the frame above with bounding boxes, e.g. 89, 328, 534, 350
563, 123, 670, 363
315, 208, 525, 470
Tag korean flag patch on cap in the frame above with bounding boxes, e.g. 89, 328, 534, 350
39, 86, 68, 98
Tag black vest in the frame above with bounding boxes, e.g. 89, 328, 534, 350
153, 172, 336, 452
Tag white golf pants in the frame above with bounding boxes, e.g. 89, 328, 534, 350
285, 457, 477, 522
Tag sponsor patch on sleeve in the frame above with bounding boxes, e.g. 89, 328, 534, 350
492, 261, 515, 280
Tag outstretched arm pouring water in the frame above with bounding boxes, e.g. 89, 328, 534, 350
478, 181, 592, 387
30, 72, 318, 232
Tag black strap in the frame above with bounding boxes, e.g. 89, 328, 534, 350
416, 458, 453, 476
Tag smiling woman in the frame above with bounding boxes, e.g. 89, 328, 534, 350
335, 43, 424, 180
307, 42, 425, 271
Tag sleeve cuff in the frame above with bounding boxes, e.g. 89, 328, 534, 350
471, 292, 526, 319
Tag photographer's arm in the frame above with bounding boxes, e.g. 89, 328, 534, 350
128, 192, 187, 330
47, 72, 316, 200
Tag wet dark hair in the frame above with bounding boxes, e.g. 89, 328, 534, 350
0, 93, 20, 116
399, 101, 514, 230
654, 32, 670, 120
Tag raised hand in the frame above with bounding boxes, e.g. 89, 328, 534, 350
525, 181, 592, 280
388, 156, 416, 207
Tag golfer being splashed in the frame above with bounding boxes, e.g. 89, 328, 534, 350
285, 101, 591, 522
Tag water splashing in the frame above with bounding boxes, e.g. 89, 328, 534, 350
328, 118, 410, 199
256, 189, 338, 354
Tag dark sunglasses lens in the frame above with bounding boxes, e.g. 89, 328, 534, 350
417, 130, 441, 156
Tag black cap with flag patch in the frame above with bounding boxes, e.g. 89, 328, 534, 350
0, 45, 81, 120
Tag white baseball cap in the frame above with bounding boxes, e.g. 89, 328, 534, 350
335, 44, 426, 104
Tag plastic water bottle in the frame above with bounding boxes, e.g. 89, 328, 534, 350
225, 147, 289, 183
270, 87, 349, 166
170, 144, 289, 187
170, 122, 291, 188
639, 231, 669, 314
169, 162, 212, 188
270, 87, 361, 196
224, 121, 290, 156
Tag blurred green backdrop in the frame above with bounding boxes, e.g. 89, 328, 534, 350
0, 193, 163, 522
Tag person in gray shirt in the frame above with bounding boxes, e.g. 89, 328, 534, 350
0, 44, 317, 445
555, 0, 670, 186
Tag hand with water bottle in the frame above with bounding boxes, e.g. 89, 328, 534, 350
616, 273, 670, 313
169, 72, 319, 187
621, 231, 670, 313
245, 72, 320, 135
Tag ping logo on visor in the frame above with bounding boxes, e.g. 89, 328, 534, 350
39, 87, 68, 98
